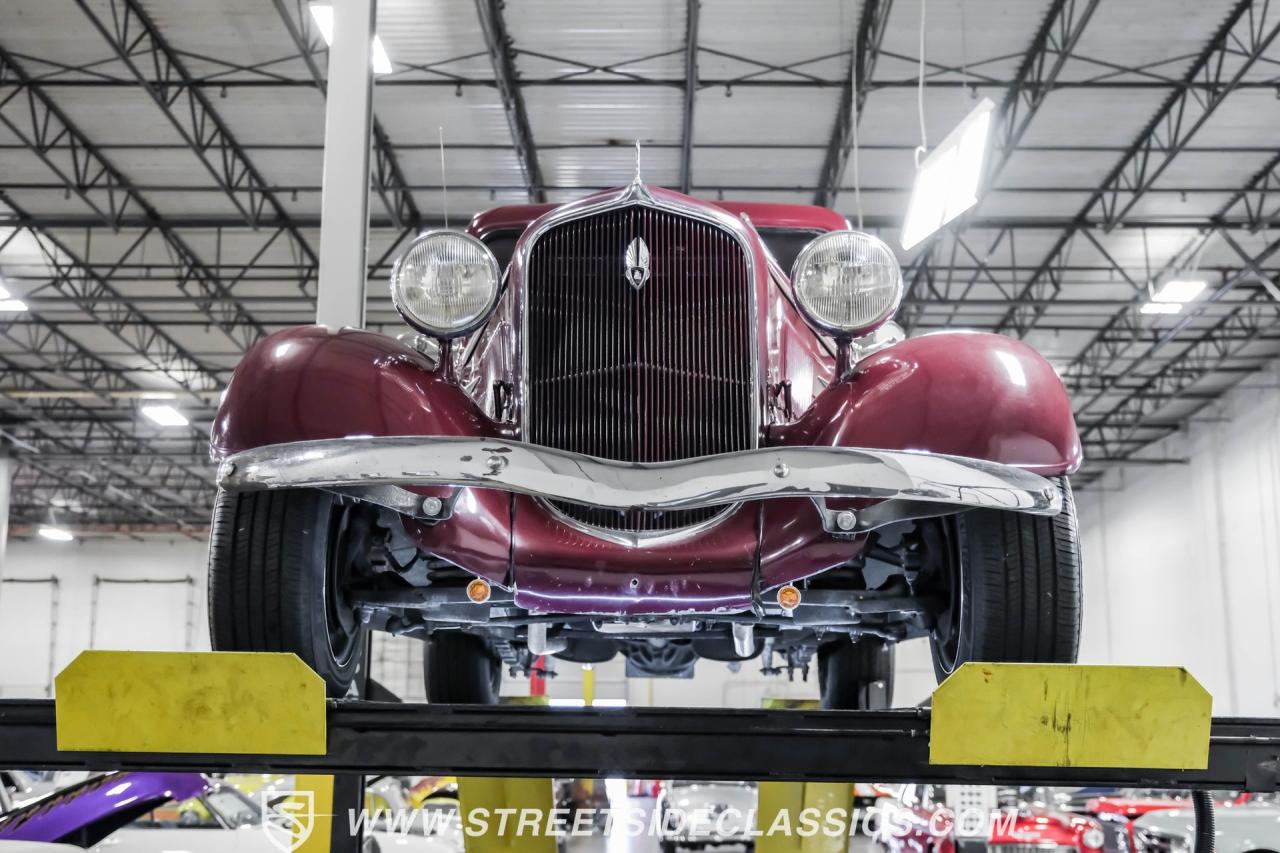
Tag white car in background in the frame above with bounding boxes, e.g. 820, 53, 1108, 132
656, 780, 757, 852
1132, 795, 1280, 853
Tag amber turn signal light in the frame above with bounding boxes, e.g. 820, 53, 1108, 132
776, 584, 801, 611
466, 578, 491, 604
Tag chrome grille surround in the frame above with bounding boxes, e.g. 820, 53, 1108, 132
514, 181, 761, 545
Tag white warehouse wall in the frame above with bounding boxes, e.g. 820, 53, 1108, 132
0, 538, 210, 697
1073, 362, 1280, 717
1, 360, 1277, 711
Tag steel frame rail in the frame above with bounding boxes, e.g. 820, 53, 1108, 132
0, 700, 1277, 789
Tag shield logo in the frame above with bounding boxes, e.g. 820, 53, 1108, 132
263, 791, 315, 853
624, 236, 651, 289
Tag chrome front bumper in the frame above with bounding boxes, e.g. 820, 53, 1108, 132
216, 437, 1060, 530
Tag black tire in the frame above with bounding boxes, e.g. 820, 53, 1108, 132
208, 489, 369, 697
659, 842, 678, 853
929, 476, 1081, 682
818, 636, 894, 710
424, 632, 502, 703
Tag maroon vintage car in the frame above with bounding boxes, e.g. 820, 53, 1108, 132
207, 179, 1083, 706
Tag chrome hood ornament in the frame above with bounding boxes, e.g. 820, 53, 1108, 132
625, 237, 651, 289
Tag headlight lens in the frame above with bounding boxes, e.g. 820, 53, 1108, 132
1082, 827, 1107, 849
390, 231, 501, 338
790, 230, 903, 336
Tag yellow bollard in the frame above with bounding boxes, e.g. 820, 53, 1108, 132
756, 782, 855, 853
456, 777, 558, 853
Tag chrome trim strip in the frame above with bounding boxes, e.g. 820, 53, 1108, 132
535, 495, 746, 547
512, 180, 762, 540
217, 436, 1063, 518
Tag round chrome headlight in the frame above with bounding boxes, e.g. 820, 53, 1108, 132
390, 231, 501, 339
790, 230, 903, 337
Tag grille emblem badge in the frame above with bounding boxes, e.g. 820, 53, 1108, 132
624, 236, 651, 289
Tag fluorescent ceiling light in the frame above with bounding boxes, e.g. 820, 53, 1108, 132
308, 3, 393, 75
0, 281, 27, 312
901, 98, 997, 251
592, 698, 628, 708
1140, 301, 1184, 315
548, 698, 586, 708
370, 38, 392, 75
1152, 277, 1208, 303
141, 404, 190, 427
38, 526, 75, 542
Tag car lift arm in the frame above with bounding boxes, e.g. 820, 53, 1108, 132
1, 700, 1277, 789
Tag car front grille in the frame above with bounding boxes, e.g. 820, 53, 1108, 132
524, 203, 756, 533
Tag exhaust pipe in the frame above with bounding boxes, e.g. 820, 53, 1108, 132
528, 623, 568, 656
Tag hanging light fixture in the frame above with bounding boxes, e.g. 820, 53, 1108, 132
901, 98, 996, 250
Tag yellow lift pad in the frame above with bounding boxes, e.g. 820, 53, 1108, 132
55, 650, 326, 755
930, 663, 1211, 769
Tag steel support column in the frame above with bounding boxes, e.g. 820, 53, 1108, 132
0, 453, 12, 585
316, 0, 377, 329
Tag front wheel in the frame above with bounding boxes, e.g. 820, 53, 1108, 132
208, 489, 370, 697
928, 476, 1082, 682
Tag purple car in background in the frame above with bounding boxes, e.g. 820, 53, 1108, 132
0, 772, 207, 847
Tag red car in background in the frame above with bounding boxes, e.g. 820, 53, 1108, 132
206, 178, 1083, 708
1082, 790, 1248, 853
882, 786, 1106, 853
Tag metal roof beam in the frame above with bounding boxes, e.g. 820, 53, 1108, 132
984, 0, 1280, 339
0, 215, 223, 396
474, 0, 546, 203
1075, 234, 1280, 459
0, 47, 272, 350
983, 0, 1101, 188
3, 214, 1272, 232
71, 0, 316, 265
1095, 6, 1280, 228
813, 0, 893, 208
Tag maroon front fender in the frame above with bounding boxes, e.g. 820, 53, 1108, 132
211, 325, 500, 456
773, 331, 1082, 476
211, 325, 513, 585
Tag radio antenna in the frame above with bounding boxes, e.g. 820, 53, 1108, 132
439, 126, 449, 230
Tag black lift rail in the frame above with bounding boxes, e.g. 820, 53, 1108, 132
1, 699, 1278, 790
